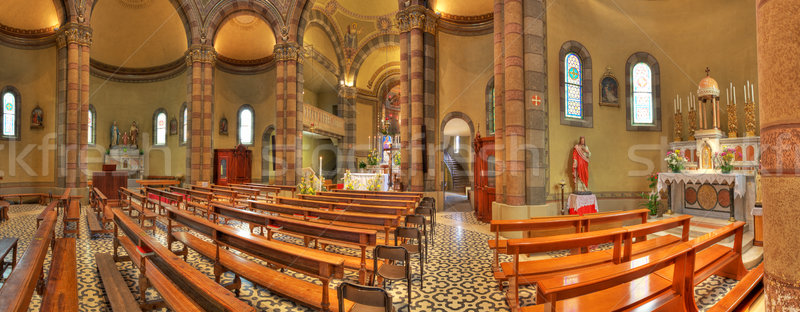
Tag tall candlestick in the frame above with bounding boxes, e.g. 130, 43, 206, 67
733, 86, 736, 104
751, 83, 755, 103
745, 84, 749, 103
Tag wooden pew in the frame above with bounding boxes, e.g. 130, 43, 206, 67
169, 186, 213, 216
144, 187, 183, 215
0, 200, 9, 221
0, 238, 18, 273
40, 237, 78, 312
111, 208, 256, 311
331, 189, 424, 198
0, 210, 57, 311
528, 242, 696, 312
249, 201, 401, 239
214, 184, 261, 200
230, 183, 281, 198
162, 205, 351, 311
318, 191, 420, 203
706, 263, 763, 312
0, 193, 48, 205
298, 194, 415, 213
118, 188, 157, 232
88, 187, 114, 236
203, 201, 377, 283
63, 200, 81, 238
94, 253, 142, 312
191, 185, 238, 204
36, 200, 59, 228
581, 209, 650, 232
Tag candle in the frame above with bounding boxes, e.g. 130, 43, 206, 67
751, 83, 755, 103
726, 88, 729, 105
733, 86, 736, 104
744, 84, 749, 103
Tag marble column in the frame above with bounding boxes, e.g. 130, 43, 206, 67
503, 0, 526, 205
523, 0, 548, 204
493, 0, 506, 204
274, 43, 304, 185
186, 46, 216, 184
56, 23, 92, 188
757, 0, 800, 309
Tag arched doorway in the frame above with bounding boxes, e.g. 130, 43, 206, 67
440, 112, 475, 212
262, 125, 275, 183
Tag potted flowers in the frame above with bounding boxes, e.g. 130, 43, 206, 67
715, 146, 740, 174
664, 149, 686, 173
640, 172, 660, 216
367, 149, 379, 167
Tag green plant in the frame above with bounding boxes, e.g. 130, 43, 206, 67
358, 160, 367, 169
393, 150, 400, 166
714, 146, 740, 173
367, 149, 379, 166
639, 172, 660, 216
664, 149, 686, 173
297, 173, 324, 195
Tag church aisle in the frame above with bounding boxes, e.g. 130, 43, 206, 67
0, 204, 742, 311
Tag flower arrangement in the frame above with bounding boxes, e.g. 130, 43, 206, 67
715, 146, 740, 174
367, 149, 380, 166
664, 149, 686, 173
358, 160, 367, 170
341, 170, 360, 190
393, 150, 401, 166
639, 172, 660, 216
366, 172, 383, 191
298, 172, 324, 195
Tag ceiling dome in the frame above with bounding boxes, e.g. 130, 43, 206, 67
698, 72, 720, 97
214, 13, 276, 61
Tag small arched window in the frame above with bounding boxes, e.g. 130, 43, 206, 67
1, 87, 20, 139
238, 105, 254, 145
88, 105, 96, 145
180, 103, 188, 145
564, 52, 582, 119
154, 109, 167, 146
631, 63, 653, 125
625, 52, 661, 131
485, 77, 495, 135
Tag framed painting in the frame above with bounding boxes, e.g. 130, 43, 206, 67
599, 72, 619, 107
169, 117, 178, 135
30, 106, 43, 129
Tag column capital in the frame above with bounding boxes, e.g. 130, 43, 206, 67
396, 5, 439, 34
185, 45, 217, 66
274, 42, 305, 63
338, 85, 358, 99
56, 23, 92, 48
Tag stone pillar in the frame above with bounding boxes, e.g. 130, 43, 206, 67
423, 30, 437, 191
274, 43, 304, 185
410, 27, 424, 192
185, 46, 216, 184
757, 0, 800, 309
338, 85, 357, 173
399, 29, 411, 190
523, 0, 548, 204
56, 23, 92, 188
493, 0, 506, 204
503, 0, 526, 205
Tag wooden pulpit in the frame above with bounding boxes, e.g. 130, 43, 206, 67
214, 145, 252, 186
473, 134, 496, 222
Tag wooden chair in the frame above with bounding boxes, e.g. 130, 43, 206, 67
394, 227, 424, 282
337, 282, 395, 312
414, 206, 435, 244
372, 245, 411, 309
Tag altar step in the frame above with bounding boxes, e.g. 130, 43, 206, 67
652, 214, 763, 269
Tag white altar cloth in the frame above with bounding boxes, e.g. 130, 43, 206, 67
350, 173, 389, 191
657, 172, 746, 198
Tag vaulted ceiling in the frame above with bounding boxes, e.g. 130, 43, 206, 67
214, 13, 276, 61
0, 0, 61, 30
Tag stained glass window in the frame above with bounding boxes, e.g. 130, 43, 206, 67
87, 106, 95, 145
3, 92, 15, 137
632, 62, 653, 125
565, 53, 582, 119
155, 112, 167, 145
488, 87, 495, 135
181, 106, 188, 144
239, 106, 253, 145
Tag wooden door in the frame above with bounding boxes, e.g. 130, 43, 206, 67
473, 135, 496, 222
214, 150, 233, 185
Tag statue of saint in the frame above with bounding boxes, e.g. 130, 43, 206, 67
129, 121, 139, 147
121, 132, 129, 146
572, 136, 591, 194
110, 121, 120, 147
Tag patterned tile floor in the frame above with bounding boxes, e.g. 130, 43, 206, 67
0, 204, 738, 311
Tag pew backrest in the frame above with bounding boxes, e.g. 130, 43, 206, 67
0, 211, 57, 312
582, 209, 650, 232
621, 215, 692, 261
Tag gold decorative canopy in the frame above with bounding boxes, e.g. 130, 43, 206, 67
697, 67, 720, 98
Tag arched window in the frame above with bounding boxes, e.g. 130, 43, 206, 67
88, 105, 96, 145
565, 52, 582, 119
626, 52, 661, 131
154, 109, 167, 145
631, 63, 653, 125
180, 103, 188, 145
559, 41, 593, 128
485, 77, 495, 135
238, 105, 254, 145
1, 87, 20, 139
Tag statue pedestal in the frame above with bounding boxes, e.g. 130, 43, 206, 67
104, 147, 144, 179
695, 129, 723, 173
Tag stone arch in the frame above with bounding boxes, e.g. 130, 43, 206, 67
348, 33, 399, 83
559, 40, 593, 128
440, 111, 475, 138
204, 0, 283, 45
625, 51, 662, 131
305, 9, 346, 75
440, 111, 475, 191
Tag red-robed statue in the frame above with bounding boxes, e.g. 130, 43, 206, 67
572, 136, 591, 194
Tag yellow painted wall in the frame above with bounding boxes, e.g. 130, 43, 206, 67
355, 101, 374, 153
214, 68, 276, 182
88, 73, 187, 178
546, 0, 758, 194
0, 45, 57, 184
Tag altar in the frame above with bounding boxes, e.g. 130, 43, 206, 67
349, 173, 389, 191
658, 172, 755, 224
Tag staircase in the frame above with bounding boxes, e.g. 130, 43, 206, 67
444, 150, 470, 193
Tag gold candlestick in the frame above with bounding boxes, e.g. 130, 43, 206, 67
745, 101, 757, 136
727, 102, 738, 138
674, 112, 682, 142
687, 108, 697, 141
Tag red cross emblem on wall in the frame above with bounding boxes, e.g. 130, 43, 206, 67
532, 95, 542, 106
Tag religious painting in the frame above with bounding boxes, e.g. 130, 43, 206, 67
30, 106, 43, 129
169, 117, 178, 135
599, 74, 619, 107
219, 117, 228, 135
382, 135, 393, 150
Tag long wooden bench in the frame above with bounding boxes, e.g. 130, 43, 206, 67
230, 183, 281, 198
298, 194, 414, 214
162, 205, 351, 311
318, 191, 420, 203
0, 238, 18, 274
36, 200, 59, 228
0, 210, 57, 311
0, 193, 47, 205
144, 187, 183, 215
706, 262, 763, 312
249, 201, 401, 239
191, 185, 238, 204
214, 184, 261, 200
331, 189, 423, 198
504, 215, 692, 308
0, 200, 9, 221
277, 196, 409, 217
40, 237, 78, 312
169, 186, 213, 216
94, 253, 142, 312
203, 201, 377, 283
63, 200, 81, 238
111, 208, 256, 311
119, 188, 157, 232
88, 187, 114, 236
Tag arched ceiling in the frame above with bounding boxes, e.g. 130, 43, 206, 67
443, 118, 471, 136
214, 14, 276, 61
431, 0, 492, 16
92, 0, 187, 68
334, 0, 398, 17
303, 24, 338, 68
355, 46, 399, 89
0, 0, 60, 30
